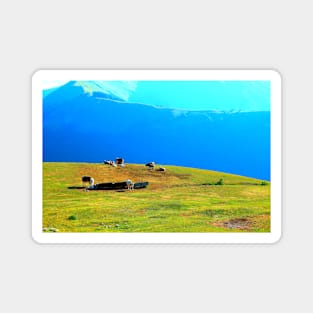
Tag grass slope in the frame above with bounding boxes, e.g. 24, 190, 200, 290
43, 163, 270, 232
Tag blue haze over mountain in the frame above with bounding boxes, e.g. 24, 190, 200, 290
43, 81, 270, 180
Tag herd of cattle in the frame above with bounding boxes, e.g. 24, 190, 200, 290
103, 158, 166, 172
82, 158, 166, 191
103, 157, 125, 167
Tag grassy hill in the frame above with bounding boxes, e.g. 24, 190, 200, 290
43, 162, 270, 232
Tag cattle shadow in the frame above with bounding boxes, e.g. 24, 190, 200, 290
68, 186, 87, 189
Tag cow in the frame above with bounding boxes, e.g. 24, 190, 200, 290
82, 176, 95, 187
156, 167, 166, 172
126, 179, 134, 190
116, 157, 125, 167
104, 160, 117, 167
145, 162, 155, 170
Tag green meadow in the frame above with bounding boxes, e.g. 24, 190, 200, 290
43, 162, 270, 232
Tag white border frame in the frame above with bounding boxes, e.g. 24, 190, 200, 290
32, 70, 282, 244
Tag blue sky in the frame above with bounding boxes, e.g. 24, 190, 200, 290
44, 80, 270, 111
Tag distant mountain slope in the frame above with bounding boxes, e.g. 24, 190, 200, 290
43, 81, 270, 180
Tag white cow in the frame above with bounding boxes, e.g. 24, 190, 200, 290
126, 179, 134, 190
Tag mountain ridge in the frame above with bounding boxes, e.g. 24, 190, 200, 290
43, 82, 270, 180
43, 80, 270, 113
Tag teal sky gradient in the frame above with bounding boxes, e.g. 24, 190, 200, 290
128, 81, 270, 111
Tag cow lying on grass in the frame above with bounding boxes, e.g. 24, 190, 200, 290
145, 162, 155, 170
156, 167, 166, 172
104, 160, 117, 167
